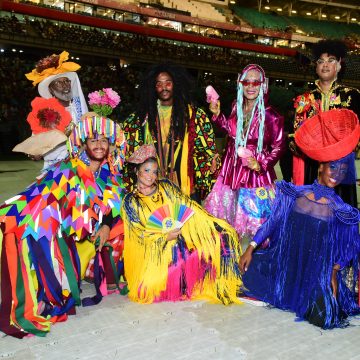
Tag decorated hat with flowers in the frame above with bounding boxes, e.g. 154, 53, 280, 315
25, 51, 80, 87
127, 144, 157, 164
68, 88, 126, 173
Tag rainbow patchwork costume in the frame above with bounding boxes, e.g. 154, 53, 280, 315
0, 114, 126, 338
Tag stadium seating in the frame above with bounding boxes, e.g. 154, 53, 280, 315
160, 0, 226, 22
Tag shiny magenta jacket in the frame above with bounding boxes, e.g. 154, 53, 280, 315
213, 104, 285, 189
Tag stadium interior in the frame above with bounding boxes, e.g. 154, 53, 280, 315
0, 0, 359, 154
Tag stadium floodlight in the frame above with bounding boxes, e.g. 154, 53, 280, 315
306, 12, 312, 15
277, 8, 282, 11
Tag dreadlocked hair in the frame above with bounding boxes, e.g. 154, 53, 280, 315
135, 62, 194, 140
312, 40, 348, 61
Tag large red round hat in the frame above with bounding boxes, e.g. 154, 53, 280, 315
295, 108, 360, 162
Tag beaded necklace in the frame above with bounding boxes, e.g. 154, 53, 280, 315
312, 180, 335, 201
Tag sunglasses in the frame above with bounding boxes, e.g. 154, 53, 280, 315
239, 80, 263, 87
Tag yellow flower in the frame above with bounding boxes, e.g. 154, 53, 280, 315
25, 51, 80, 86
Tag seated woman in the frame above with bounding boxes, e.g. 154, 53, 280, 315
121, 144, 242, 305
0, 90, 126, 338
240, 109, 360, 329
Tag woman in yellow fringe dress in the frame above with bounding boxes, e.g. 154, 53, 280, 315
121, 145, 242, 304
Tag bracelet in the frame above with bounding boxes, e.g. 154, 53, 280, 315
249, 241, 257, 249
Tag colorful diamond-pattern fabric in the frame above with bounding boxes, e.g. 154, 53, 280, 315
0, 155, 125, 338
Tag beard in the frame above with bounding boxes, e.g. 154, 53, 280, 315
51, 89, 73, 103
85, 148, 110, 162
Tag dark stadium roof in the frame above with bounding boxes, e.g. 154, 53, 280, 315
232, 0, 360, 24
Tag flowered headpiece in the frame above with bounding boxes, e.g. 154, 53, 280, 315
235, 64, 267, 160
27, 97, 72, 134
25, 51, 80, 86
68, 89, 126, 173
127, 144, 157, 164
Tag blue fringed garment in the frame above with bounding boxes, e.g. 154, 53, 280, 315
242, 180, 360, 329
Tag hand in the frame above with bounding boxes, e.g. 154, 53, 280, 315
28, 154, 43, 161
331, 265, 340, 298
93, 225, 111, 252
210, 154, 220, 174
166, 228, 182, 241
289, 140, 300, 156
209, 100, 220, 116
247, 157, 260, 172
239, 246, 254, 273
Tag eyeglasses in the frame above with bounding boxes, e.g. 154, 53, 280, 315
316, 57, 337, 65
239, 80, 263, 87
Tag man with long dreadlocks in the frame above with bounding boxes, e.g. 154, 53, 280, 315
122, 62, 220, 202
292, 39, 360, 207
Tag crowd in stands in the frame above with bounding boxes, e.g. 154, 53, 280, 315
0, 52, 141, 154
1, 14, 309, 74
1, 12, 359, 155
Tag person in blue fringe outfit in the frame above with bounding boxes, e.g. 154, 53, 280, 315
240, 108, 360, 329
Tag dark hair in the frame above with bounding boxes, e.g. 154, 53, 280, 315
312, 40, 348, 61
135, 62, 194, 140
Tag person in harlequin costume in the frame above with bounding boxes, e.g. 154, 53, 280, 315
240, 108, 360, 329
204, 64, 285, 240
292, 39, 360, 207
0, 89, 126, 338
122, 62, 220, 202
120, 144, 242, 305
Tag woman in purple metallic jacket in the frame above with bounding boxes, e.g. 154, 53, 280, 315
204, 64, 285, 240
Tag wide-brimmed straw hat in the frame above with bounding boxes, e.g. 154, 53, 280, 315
295, 108, 360, 162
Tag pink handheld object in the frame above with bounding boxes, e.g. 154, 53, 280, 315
237, 146, 252, 166
205, 85, 219, 105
